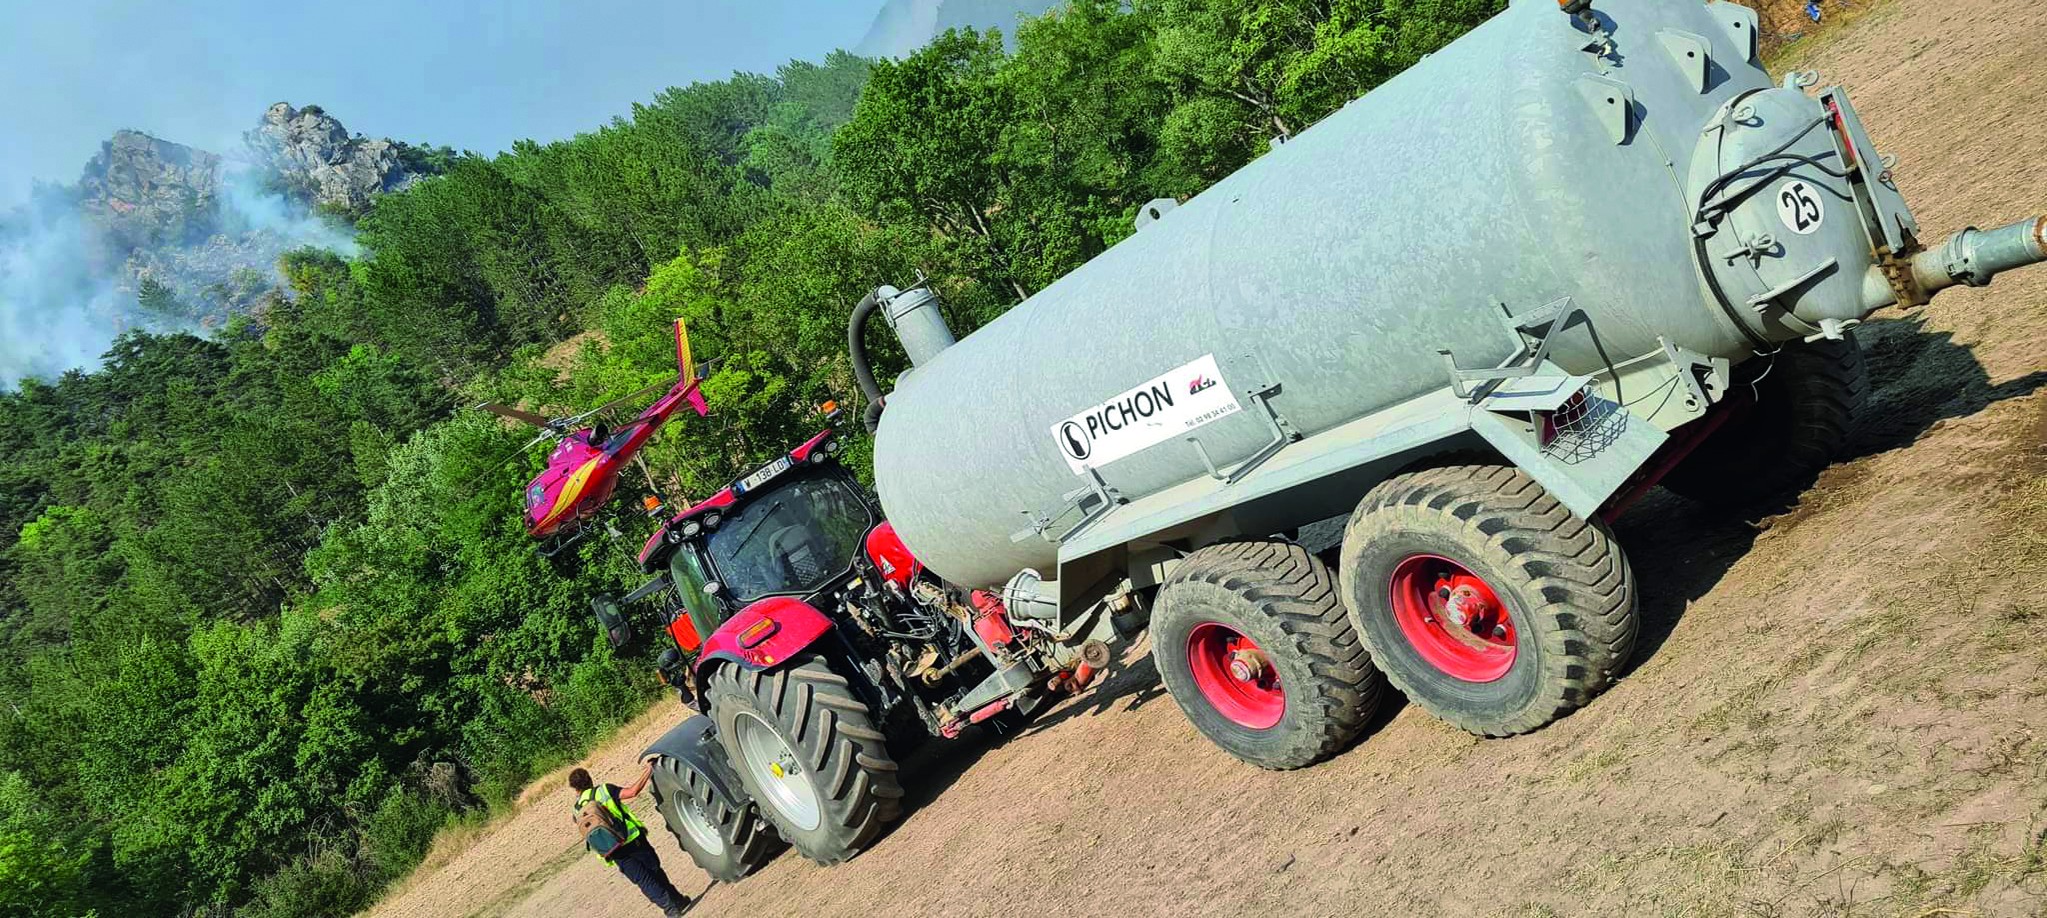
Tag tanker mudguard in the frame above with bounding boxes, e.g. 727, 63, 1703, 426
694, 596, 833, 676
641, 715, 746, 809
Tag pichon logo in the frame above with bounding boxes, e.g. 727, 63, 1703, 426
1056, 382, 1176, 462
1059, 421, 1092, 460
1049, 353, 1243, 473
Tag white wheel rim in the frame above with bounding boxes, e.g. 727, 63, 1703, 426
667, 775, 727, 856
733, 711, 821, 832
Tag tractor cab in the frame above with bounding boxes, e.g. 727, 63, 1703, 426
627, 428, 863, 683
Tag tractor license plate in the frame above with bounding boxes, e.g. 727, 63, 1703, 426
734, 456, 793, 495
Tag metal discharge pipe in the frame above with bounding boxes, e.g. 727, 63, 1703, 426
1860, 217, 2047, 311
1910, 217, 2047, 299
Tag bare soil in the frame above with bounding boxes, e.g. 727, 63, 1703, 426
367, 2, 2047, 915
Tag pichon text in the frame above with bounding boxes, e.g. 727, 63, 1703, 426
1080, 382, 1176, 438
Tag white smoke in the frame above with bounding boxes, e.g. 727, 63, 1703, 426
0, 166, 360, 389
217, 166, 361, 259
0, 193, 128, 386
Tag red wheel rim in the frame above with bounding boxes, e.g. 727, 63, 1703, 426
1185, 623, 1285, 729
1388, 554, 1517, 683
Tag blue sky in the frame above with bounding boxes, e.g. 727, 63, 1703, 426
0, 0, 879, 206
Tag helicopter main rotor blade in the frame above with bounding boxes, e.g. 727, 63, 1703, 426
460, 429, 561, 491
561, 378, 677, 426
474, 402, 559, 429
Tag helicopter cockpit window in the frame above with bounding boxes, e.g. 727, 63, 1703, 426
704, 472, 870, 603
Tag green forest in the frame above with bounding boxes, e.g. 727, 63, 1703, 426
0, 2, 1499, 914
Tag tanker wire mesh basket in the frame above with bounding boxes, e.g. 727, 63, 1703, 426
1542, 390, 1626, 464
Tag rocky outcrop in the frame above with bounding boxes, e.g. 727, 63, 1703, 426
243, 102, 422, 213
2, 104, 421, 383
77, 130, 223, 251
65, 104, 406, 322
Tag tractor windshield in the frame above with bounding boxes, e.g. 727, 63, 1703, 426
704, 470, 872, 602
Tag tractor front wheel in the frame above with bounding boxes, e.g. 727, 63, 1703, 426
647, 750, 782, 883
705, 654, 903, 865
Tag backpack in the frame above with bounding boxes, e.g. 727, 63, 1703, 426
574, 790, 632, 858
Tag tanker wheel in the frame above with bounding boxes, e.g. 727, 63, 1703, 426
1661, 334, 1868, 508
1339, 465, 1638, 737
648, 751, 783, 883
1152, 540, 1385, 770
704, 654, 904, 865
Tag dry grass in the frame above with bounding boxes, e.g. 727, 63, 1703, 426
367, 700, 679, 913
535, 329, 608, 381
374, 813, 500, 905
1762, 0, 1898, 73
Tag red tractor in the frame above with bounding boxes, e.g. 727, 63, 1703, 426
615, 419, 1109, 876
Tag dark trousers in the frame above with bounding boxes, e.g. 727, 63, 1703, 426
611, 836, 685, 911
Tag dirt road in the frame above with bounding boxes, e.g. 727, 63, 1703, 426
368, 2, 2047, 915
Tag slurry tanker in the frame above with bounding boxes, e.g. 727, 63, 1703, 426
853, 0, 2045, 767
629, 0, 2046, 874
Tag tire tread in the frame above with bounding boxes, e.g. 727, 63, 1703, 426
707, 655, 903, 864
1341, 464, 1637, 737
1157, 541, 1384, 769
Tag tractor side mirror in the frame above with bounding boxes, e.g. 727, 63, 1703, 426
592, 596, 633, 650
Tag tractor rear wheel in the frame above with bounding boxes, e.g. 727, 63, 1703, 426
1660, 334, 1868, 507
1153, 540, 1384, 770
647, 750, 783, 883
1339, 465, 1637, 737
705, 654, 903, 865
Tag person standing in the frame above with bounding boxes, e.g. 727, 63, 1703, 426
570, 762, 691, 916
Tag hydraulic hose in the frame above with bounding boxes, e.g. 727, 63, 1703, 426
848, 289, 886, 433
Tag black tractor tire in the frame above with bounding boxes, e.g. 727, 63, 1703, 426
1152, 540, 1385, 770
647, 752, 783, 883
1339, 465, 1638, 737
704, 654, 903, 865
1660, 334, 1868, 507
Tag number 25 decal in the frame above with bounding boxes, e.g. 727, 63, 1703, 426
1776, 180, 1825, 235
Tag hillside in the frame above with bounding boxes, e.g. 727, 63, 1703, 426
24, 3, 2017, 918
0, 103, 435, 385
855, 0, 1063, 57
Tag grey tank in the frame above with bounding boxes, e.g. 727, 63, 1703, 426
871, 0, 1941, 588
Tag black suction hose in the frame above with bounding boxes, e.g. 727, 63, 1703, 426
848, 289, 886, 433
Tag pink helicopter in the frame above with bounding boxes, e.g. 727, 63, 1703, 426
475, 319, 709, 549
